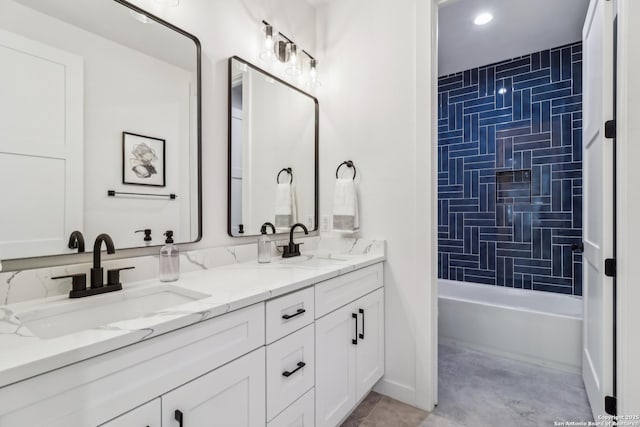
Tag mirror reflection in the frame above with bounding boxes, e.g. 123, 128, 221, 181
0, 0, 200, 260
229, 57, 317, 237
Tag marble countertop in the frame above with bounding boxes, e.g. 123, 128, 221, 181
0, 248, 384, 389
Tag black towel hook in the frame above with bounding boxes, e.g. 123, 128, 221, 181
277, 167, 293, 184
336, 160, 356, 180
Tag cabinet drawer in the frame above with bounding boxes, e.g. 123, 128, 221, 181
266, 324, 315, 421
266, 287, 314, 344
267, 389, 315, 427
315, 263, 383, 318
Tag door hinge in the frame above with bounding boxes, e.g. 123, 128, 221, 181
605, 258, 617, 277
605, 395, 617, 416
605, 120, 616, 139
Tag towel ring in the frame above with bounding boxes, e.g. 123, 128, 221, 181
277, 168, 293, 184
336, 160, 356, 180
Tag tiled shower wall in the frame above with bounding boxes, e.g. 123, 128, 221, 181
437, 42, 583, 296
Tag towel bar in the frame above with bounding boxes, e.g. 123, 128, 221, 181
336, 160, 356, 180
107, 190, 177, 200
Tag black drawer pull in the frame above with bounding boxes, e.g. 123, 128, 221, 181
352, 313, 358, 345
359, 308, 365, 339
282, 308, 306, 320
282, 361, 306, 377
174, 409, 183, 427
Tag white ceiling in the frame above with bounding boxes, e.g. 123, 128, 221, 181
438, 0, 590, 76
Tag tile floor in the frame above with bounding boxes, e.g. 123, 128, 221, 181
342, 343, 594, 427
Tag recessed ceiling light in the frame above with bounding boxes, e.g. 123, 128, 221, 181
474, 13, 493, 26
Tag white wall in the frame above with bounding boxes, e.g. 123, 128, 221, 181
616, 0, 640, 414
315, 0, 438, 410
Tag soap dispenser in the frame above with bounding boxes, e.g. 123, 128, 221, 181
160, 230, 180, 282
258, 222, 276, 263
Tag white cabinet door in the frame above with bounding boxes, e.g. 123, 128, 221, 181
99, 399, 160, 427
355, 289, 385, 401
315, 303, 357, 427
162, 347, 266, 427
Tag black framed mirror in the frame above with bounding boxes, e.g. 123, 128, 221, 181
228, 56, 319, 237
0, 0, 202, 262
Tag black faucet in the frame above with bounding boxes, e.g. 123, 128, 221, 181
67, 231, 85, 253
53, 233, 134, 298
91, 234, 115, 288
282, 223, 309, 258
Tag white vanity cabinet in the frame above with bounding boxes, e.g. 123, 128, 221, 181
0, 261, 384, 427
315, 264, 385, 427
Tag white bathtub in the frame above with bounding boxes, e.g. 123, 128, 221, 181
438, 279, 583, 373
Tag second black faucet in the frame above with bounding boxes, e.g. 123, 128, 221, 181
281, 223, 309, 258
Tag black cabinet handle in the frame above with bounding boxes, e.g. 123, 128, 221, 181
282, 308, 306, 320
282, 361, 306, 377
359, 308, 365, 340
352, 313, 358, 345
174, 409, 183, 427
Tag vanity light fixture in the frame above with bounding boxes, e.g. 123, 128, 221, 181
259, 20, 319, 88
498, 87, 507, 95
474, 12, 493, 26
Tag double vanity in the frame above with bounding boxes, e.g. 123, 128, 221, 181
0, 242, 385, 426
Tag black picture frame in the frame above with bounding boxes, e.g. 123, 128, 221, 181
122, 132, 166, 187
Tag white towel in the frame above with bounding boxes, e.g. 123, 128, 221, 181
275, 183, 297, 230
332, 178, 359, 232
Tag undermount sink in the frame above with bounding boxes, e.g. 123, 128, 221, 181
13, 285, 208, 339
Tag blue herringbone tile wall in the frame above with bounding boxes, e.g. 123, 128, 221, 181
437, 42, 583, 296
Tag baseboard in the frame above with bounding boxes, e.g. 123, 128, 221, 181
439, 337, 581, 374
373, 377, 417, 406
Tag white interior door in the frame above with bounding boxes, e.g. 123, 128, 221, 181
0, 28, 83, 259
582, 0, 615, 418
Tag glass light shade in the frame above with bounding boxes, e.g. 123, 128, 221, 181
286, 43, 302, 76
309, 58, 321, 88
259, 24, 277, 62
